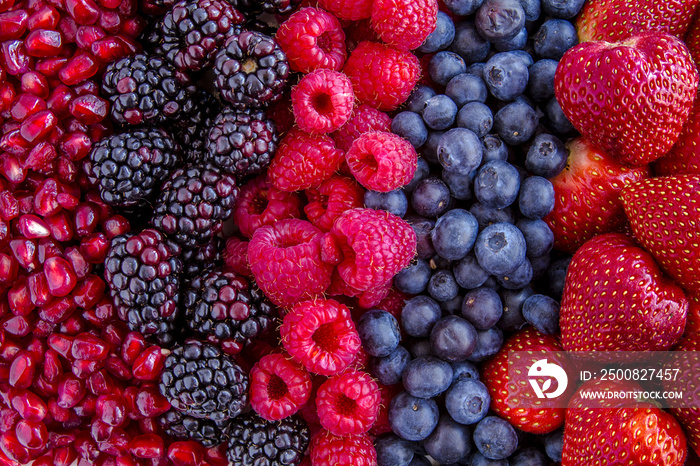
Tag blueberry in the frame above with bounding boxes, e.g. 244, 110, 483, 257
392, 111, 429, 149
451, 360, 481, 382
526, 59, 556, 103
407, 216, 436, 259
453, 254, 490, 290
496, 258, 533, 289
498, 286, 534, 331
394, 259, 431, 295
401, 295, 442, 338
374, 433, 415, 466
475, 160, 520, 209
447, 73, 489, 107
370, 345, 411, 386
524, 133, 568, 178
475, 222, 527, 275
547, 256, 571, 299
473, 416, 518, 460
430, 52, 467, 86
493, 98, 539, 145
437, 128, 484, 175
443, 0, 485, 15
423, 415, 473, 464
418, 11, 456, 53
484, 52, 529, 101
530, 253, 550, 280
428, 269, 460, 302
468, 327, 504, 361
544, 97, 576, 136
430, 315, 478, 362
522, 293, 560, 334
469, 202, 516, 230
475, 0, 526, 43
421, 130, 445, 165
423, 95, 459, 131
468, 452, 509, 466
404, 157, 431, 194
430, 254, 453, 271
441, 294, 464, 316
411, 178, 452, 218
443, 168, 476, 201
518, 176, 555, 219
409, 338, 432, 359
544, 429, 564, 462
408, 455, 432, 466
402, 356, 454, 398
516, 218, 554, 258
541, 0, 586, 19
389, 391, 440, 441
507, 49, 535, 67
466, 62, 487, 80
457, 102, 494, 138
406, 85, 437, 113
481, 134, 509, 163
493, 27, 528, 52
445, 378, 490, 425
534, 19, 578, 60
451, 22, 491, 64
432, 209, 480, 261
461, 287, 503, 330
518, 0, 541, 21
365, 189, 408, 218
511, 447, 548, 466
357, 310, 401, 357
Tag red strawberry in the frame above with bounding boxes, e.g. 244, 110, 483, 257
543, 137, 649, 254
554, 32, 698, 166
620, 175, 700, 294
562, 378, 688, 466
687, 293, 700, 335
654, 97, 700, 176
666, 333, 700, 457
560, 233, 687, 352
686, 13, 700, 66
481, 327, 574, 434
576, 0, 700, 42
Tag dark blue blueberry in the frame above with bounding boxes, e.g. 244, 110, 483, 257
451, 360, 480, 382
475, 222, 527, 275
475, 160, 521, 209
402, 356, 454, 399
437, 128, 484, 174
457, 102, 493, 138
451, 22, 491, 64
404, 157, 431, 194
408, 455, 432, 466
441, 294, 464, 316
544, 97, 576, 137
527, 59, 557, 102
508, 49, 535, 67
418, 11, 456, 53
496, 258, 533, 289
493, 27, 528, 52
447, 73, 489, 107
388, 391, 440, 441
541, 0, 586, 19
432, 208, 479, 261
365, 189, 408, 218
466, 62, 487, 80
444, 0, 485, 15
429, 52, 468, 86
468, 452, 509, 466
534, 19, 578, 60
411, 178, 452, 218
430, 254, 453, 271
453, 254, 490, 290
443, 168, 476, 201
493, 98, 539, 145
475, 0, 526, 43
522, 293, 560, 334
422, 95, 459, 131
530, 253, 550, 280
473, 416, 518, 460
544, 429, 564, 462
428, 269, 460, 302
548, 256, 571, 299
392, 111, 429, 149
481, 134, 509, 163
423, 415, 473, 464
401, 295, 442, 338
406, 85, 437, 114
370, 345, 411, 386
498, 286, 534, 331
421, 130, 445, 165
468, 327, 504, 362
409, 338, 432, 358
484, 52, 529, 101
357, 309, 401, 357
518, 176, 555, 219
511, 447, 548, 466
525, 133, 568, 178
518, 0, 541, 21
375, 433, 415, 466
516, 218, 554, 258
461, 287, 503, 329
445, 378, 490, 425
469, 202, 516, 230
407, 216, 436, 260
430, 315, 478, 362
394, 259, 431, 295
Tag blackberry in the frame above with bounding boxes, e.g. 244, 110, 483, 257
205, 107, 278, 178
160, 409, 231, 447
101, 53, 194, 126
231, 0, 300, 15
159, 340, 249, 421
226, 412, 309, 466
85, 127, 181, 209
156, 0, 245, 72
176, 89, 221, 165
181, 236, 225, 281
213, 30, 289, 109
104, 229, 183, 346
150, 165, 239, 249
184, 269, 276, 354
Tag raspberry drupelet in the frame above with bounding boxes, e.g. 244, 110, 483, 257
345, 131, 418, 192
315, 369, 380, 436
317, 0, 373, 21
304, 175, 365, 232
310, 430, 378, 466
223, 235, 252, 277
249, 352, 312, 421
371, 0, 438, 50
233, 174, 301, 238
291, 69, 355, 134
332, 103, 392, 152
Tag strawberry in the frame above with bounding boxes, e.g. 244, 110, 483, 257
687, 293, 700, 335
666, 333, 700, 457
560, 233, 687, 352
686, 12, 700, 66
620, 175, 700, 293
543, 137, 649, 254
576, 0, 700, 43
562, 378, 688, 466
654, 97, 700, 176
554, 32, 698, 167
481, 327, 574, 435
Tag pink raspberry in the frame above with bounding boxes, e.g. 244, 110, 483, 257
345, 131, 418, 192
280, 298, 361, 376
292, 69, 355, 134
276, 7, 347, 73
304, 175, 365, 232
316, 369, 380, 436
328, 272, 393, 309
343, 41, 421, 111
249, 352, 312, 421
371, 0, 438, 50
233, 174, 301, 238
374, 287, 410, 320
268, 128, 345, 192
370, 383, 402, 436
223, 235, 252, 277
317, 0, 372, 20
310, 430, 377, 466
332, 104, 392, 152
248, 219, 333, 307
344, 19, 381, 54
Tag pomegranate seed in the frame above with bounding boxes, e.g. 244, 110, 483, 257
20, 71, 50, 99
57, 157, 79, 184
2, 315, 33, 337
34, 318, 58, 339
75, 25, 105, 49
0, 219, 9, 250
71, 275, 105, 309
0, 191, 19, 220
44, 255, 78, 297
97, 0, 121, 8
74, 393, 98, 417
138, 417, 161, 434
0, 10, 28, 41
59, 131, 91, 161
47, 333, 74, 358
37, 238, 63, 263
84, 192, 112, 218
79, 232, 109, 263
34, 374, 59, 398
0, 81, 15, 114
38, 297, 77, 324
65, 0, 101, 25
19, 109, 56, 143
105, 355, 131, 380
18, 214, 50, 239
42, 349, 62, 383
73, 203, 97, 237
25, 28, 63, 58
58, 51, 98, 85
132, 347, 166, 381
129, 434, 164, 459
15, 419, 47, 449
120, 332, 146, 365
100, 320, 128, 347
100, 428, 130, 457
28, 272, 51, 306
9, 351, 35, 388
1, 40, 33, 75
86, 369, 114, 395
53, 445, 78, 466
103, 214, 130, 239
98, 11, 121, 34
0, 253, 19, 287
28, 6, 60, 30
203, 443, 228, 466
34, 454, 54, 466
168, 441, 204, 466
35, 57, 68, 78
57, 192, 80, 210
0, 408, 19, 432
0, 430, 31, 463
91, 418, 113, 442
48, 400, 70, 422
34, 178, 60, 217
72, 358, 103, 378
134, 386, 170, 419
71, 332, 109, 360
57, 16, 78, 42
45, 211, 75, 242
57, 373, 85, 408
0, 336, 22, 362
96, 394, 126, 426
11, 390, 47, 422
118, 0, 138, 16
24, 141, 59, 171
9, 238, 38, 270
75, 431, 99, 461
24, 336, 45, 361
8, 280, 34, 316
69, 94, 107, 125
73, 79, 100, 96
64, 246, 90, 279
46, 84, 75, 117
10, 93, 45, 121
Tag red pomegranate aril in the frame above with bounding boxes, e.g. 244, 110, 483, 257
12, 390, 47, 422
15, 419, 47, 449
19, 109, 56, 143
75, 25, 105, 49
0, 81, 15, 112
10, 93, 45, 121
64, 246, 90, 279
47, 333, 74, 358
134, 386, 170, 419
66, 0, 101, 25
100, 320, 129, 347
103, 215, 130, 239
38, 296, 77, 324
0, 408, 19, 432
8, 281, 33, 316
90, 418, 113, 442
28, 6, 60, 30
9, 351, 35, 388
45, 211, 74, 242
21, 71, 50, 99
0, 430, 31, 463
34, 178, 60, 217
129, 434, 164, 459
69, 94, 107, 125
57, 156, 79, 184
71, 332, 109, 361
0, 129, 31, 157
43, 349, 62, 383
9, 238, 38, 270
80, 232, 109, 263
25, 335, 46, 361
48, 400, 70, 422
100, 428, 130, 457
11, 190, 32, 216
44, 255, 77, 297
58, 51, 98, 85
89, 35, 127, 63
73, 203, 98, 237
1, 40, 33, 75
57, 373, 85, 408
72, 358, 104, 378
0, 336, 22, 362
75, 431, 99, 461
18, 214, 50, 239
0, 10, 28, 41
34, 454, 54, 466
2, 314, 33, 337
132, 346, 166, 381
138, 416, 161, 435
73, 79, 100, 96
105, 356, 131, 381
96, 394, 126, 426
25, 29, 63, 58
72, 275, 105, 309
24, 141, 59, 171
168, 441, 204, 466
46, 84, 75, 117
87, 369, 116, 396
38, 238, 63, 263
203, 443, 228, 466
0, 191, 19, 220
0, 253, 19, 288
74, 394, 98, 419
57, 192, 80, 210
98, 12, 121, 34
34, 374, 59, 398
59, 131, 92, 161
121, 332, 146, 365
28, 272, 51, 306
53, 445, 78, 466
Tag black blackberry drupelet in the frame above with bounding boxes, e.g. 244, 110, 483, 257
159, 408, 232, 447
230, 0, 300, 16
176, 89, 221, 165
180, 236, 225, 283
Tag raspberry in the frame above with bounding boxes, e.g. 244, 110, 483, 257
223, 236, 252, 277
249, 353, 312, 421
310, 430, 377, 466
276, 7, 347, 73
369, 383, 402, 436
344, 19, 381, 54
233, 175, 301, 238
267, 128, 344, 192
248, 219, 333, 307
373, 287, 410, 321
280, 298, 361, 376
345, 131, 418, 192
316, 369, 380, 436
317, 0, 372, 21
304, 175, 365, 232
343, 41, 421, 111
292, 69, 355, 134
371, 0, 438, 50
328, 272, 394, 309
332, 104, 392, 152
